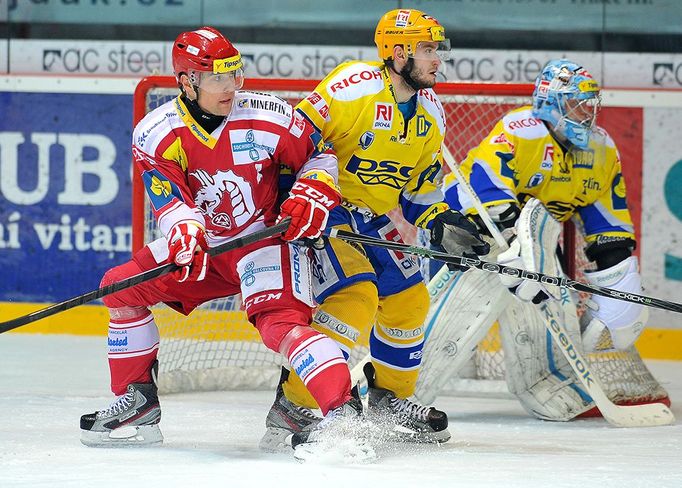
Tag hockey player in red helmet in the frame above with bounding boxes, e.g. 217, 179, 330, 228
172, 26, 245, 116
79, 27, 363, 459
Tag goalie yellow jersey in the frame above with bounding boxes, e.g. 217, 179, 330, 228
295, 61, 448, 228
444, 106, 635, 244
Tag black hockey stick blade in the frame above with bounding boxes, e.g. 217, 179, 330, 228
0, 219, 290, 334
329, 228, 682, 314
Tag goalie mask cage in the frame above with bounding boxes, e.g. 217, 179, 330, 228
132, 76, 669, 409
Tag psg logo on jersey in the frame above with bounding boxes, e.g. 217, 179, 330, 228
359, 131, 375, 150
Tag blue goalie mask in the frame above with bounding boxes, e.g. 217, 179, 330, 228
532, 59, 601, 149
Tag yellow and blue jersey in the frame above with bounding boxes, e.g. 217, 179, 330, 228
444, 106, 635, 244
296, 60, 448, 228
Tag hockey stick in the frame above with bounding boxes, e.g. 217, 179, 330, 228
328, 229, 682, 314
0, 219, 291, 334
331, 229, 677, 426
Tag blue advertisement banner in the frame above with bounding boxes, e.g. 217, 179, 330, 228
0, 92, 133, 303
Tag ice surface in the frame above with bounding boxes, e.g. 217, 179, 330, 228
1, 334, 680, 488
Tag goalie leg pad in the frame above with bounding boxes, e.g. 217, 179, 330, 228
500, 295, 594, 421
413, 266, 510, 405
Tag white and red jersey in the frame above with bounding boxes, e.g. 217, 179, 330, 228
132, 91, 337, 246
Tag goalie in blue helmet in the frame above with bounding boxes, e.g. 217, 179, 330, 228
532, 59, 601, 149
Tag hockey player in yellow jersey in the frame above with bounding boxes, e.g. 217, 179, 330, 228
260, 9, 490, 454
431, 59, 651, 421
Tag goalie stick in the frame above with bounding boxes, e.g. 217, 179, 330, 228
0, 219, 291, 334
330, 227, 676, 427
329, 228, 682, 315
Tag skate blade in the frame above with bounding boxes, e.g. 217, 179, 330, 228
388, 426, 452, 444
80, 424, 163, 448
293, 438, 377, 464
259, 427, 294, 453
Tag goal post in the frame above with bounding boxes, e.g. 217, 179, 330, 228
131, 75, 669, 408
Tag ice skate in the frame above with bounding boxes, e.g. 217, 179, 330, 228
259, 368, 322, 452
292, 396, 377, 464
80, 361, 162, 447
364, 362, 450, 443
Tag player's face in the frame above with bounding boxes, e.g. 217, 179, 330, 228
196, 71, 243, 116
564, 96, 600, 128
408, 42, 442, 88
410, 42, 441, 88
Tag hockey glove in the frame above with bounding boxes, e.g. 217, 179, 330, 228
496, 237, 549, 304
429, 209, 490, 272
581, 256, 648, 351
168, 221, 209, 283
278, 178, 341, 241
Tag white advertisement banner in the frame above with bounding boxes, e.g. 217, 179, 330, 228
642, 108, 682, 328
7, 39, 682, 89
0, 40, 7, 73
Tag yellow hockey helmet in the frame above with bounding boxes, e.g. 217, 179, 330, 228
375, 9, 450, 61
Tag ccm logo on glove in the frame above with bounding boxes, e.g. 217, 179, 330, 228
278, 178, 341, 241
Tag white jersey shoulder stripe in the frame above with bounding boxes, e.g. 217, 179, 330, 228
230, 91, 293, 128
133, 99, 182, 155
502, 106, 548, 140
418, 88, 446, 136
324, 61, 384, 102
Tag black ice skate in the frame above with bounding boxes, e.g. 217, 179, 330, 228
259, 367, 322, 452
364, 362, 451, 443
80, 361, 162, 447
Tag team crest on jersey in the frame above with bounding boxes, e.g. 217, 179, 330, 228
191, 168, 256, 230
143, 169, 181, 211
373, 103, 393, 130
359, 131, 375, 150
526, 172, 544, 189
416, 115, 431, 137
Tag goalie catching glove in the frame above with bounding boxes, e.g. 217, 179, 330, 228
429, 209, 490, 272
168, 221, 209, 282
278, 176, 341, 242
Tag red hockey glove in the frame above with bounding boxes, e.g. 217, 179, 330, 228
278, 178, 341, 241
167, 221, 209, 283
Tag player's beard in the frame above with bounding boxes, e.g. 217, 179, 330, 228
400, 58, 436, 91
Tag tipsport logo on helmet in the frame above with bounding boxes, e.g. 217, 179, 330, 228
395, 9, 411, 27
213, 55, 243, 73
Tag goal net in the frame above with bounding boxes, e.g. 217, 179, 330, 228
132, 76, 669, 409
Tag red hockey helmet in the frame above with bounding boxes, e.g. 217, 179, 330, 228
172, 27, 244, 92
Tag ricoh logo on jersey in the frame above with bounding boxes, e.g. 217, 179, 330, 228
507, 117, 542, 130
541, 145, 554, 170
345, 156, 412, 189
192, 168, 256, 229
373, 103, 393, 130
328, 70, 383, 94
